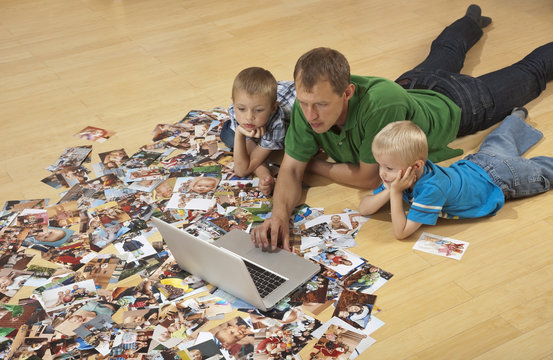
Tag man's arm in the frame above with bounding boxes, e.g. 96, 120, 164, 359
251, 154, 307, 251
307, 159, 381, 189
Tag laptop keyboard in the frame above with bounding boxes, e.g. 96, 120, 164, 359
244, 260, 286, 298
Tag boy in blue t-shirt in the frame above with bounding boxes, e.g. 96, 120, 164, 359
359, 108, 553, 239
219, 67, 296, 195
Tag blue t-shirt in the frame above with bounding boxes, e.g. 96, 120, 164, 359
375, 160, 505, 225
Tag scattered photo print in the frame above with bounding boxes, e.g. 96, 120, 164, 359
342, 263, 394, 294
208, 316, 254, 360
414, 232, 469, 260
305, 248, 365, 278
40, 279, 98, 312
99, 148, 130, 170
46, 146, 92, 172
74, 125, 115, 143
310, 323, 367, 359
114, 234, 157, 262
333, 289, 377, 330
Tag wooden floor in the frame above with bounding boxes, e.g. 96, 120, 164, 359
2, 0, 553, 358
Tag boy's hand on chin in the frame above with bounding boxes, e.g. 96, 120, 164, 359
258, 177, 275, 196
237, 125, 266, 138
392, 167, 416, 192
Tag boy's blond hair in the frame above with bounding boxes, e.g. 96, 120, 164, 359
231, 67, 277, 104
294, 47, 350, 95
372, 121, 428, 165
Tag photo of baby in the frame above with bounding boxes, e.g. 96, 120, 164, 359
41, 279, 98, 312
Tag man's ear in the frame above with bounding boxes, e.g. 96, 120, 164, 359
344, 83, 355, 101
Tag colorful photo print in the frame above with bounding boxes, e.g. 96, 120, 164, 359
53, 301, 116, 336
109, 329, 153, 357
306, 248, 365, 278
0, 268, 33, 297
333, 289, 377, 330
114, 235, 157, 262
99, 148, 130, 170
414, 232, 469, 260
74, 125, 114, 143
179, 339, 224, 360
342, 263, 394, 294
79, 254, 126, 289
45, 201, 81, 228
208, 316, 254, 360
46, 146, 92, 172
73, 314, 116, 355
16, 209, 48, 228
309, 324, 367, 359
22, 226, 74, 249
40, 279, 98, 312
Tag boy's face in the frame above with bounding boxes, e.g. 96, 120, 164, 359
233, 91, 276, 130
374, 153, 411, 187
295, 78, 352, 134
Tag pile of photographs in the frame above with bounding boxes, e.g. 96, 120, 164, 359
0, 108, 394, 360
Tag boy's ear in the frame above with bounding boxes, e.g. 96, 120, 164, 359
272, 101, 279, 113
413, 159, 425, 170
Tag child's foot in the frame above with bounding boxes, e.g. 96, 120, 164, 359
465, 4, 492, 28
511, 107, 528, 120
258, 176, 275, 196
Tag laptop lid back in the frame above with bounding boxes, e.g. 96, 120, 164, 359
151, 217, 266, 309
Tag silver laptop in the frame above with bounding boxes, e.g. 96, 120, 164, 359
151, 217, 320, 311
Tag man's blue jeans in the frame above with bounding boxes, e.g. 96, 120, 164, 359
465, 115, 553, 200
396, 16, 553, 136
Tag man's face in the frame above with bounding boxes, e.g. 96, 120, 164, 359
295, 79, 350, 134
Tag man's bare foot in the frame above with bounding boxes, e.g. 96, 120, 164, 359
258, 176, 275, 196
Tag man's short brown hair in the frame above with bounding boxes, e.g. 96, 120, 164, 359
293, 47, 350, 94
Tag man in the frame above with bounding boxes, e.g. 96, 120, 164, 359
251, 5, 553, 251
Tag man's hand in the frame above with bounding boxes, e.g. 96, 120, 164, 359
236, 125, 266, 138
391, 167, 416, 193
251, 213, 290, 251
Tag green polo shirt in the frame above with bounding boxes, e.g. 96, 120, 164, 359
285, 75, 463, 164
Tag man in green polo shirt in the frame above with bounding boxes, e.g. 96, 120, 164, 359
251, 47, 466, 252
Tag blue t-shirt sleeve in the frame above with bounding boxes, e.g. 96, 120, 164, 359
406, 184, 447, 225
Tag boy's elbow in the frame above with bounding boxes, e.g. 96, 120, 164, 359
394, 232, 408, 240
359, 206, 376, 216
393, 227, 416, 240
233, 168, 251, 177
